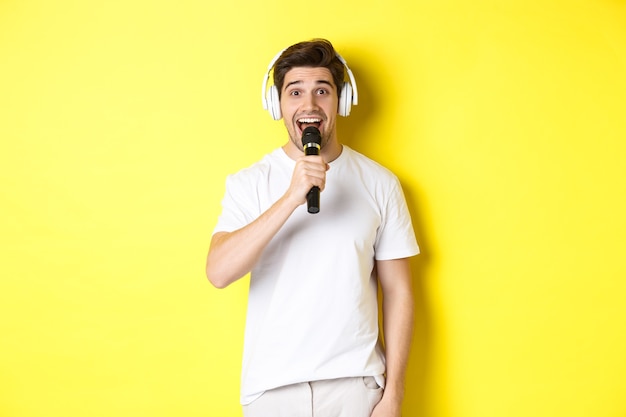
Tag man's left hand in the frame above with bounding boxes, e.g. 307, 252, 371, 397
370, 395, 402, 417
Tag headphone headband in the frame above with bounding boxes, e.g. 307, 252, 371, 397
261, 47, 359, 120
261, 48, 287, 111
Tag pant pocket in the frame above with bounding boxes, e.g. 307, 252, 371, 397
361, 376, 384, 411
362, 376, 381, 390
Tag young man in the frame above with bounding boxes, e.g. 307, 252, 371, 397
206, 39, 419, 417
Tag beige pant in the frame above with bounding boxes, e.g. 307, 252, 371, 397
242, 376, 383, 417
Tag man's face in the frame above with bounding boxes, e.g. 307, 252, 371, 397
279, 66, 339, 151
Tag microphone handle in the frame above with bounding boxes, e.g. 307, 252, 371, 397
304, 143, 320, 214
307, 186, 320, 214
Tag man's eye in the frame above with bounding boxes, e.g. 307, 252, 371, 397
290, 90, 300, 96
317, 89, 328, 95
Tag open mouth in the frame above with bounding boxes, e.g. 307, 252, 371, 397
297, 117, 322, 136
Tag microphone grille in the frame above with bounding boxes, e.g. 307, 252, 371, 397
301, 126, 322, 146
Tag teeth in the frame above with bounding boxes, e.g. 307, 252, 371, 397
298, 118, 321, 123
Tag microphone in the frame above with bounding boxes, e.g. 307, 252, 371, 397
301, 126, 322, 214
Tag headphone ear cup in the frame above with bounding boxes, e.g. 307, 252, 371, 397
267, 85, 282, 120
338, 82, 352, 117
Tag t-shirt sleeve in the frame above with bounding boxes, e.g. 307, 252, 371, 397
212, 173, 259, 235
374, 177, 420, 260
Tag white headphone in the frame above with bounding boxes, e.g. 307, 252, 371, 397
261, 48, 359, 120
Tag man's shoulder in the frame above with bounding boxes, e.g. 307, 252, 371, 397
342, 146, 399, 181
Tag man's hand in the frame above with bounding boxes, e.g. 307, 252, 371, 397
371, 395, 402, 417
285, 154, 329, 207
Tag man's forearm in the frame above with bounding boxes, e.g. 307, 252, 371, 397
205, 193, 299, 288
376, 258, 415, 407
382, 287, 414, 402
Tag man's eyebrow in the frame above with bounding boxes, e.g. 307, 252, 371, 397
284, 79, 334, 90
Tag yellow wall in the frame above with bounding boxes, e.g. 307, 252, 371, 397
1, 1, 625, 416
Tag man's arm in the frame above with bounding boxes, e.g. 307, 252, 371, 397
372, 257, 415, 417
206, 155, 328, 289
206, 193, 298, 288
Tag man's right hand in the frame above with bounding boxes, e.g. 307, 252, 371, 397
285, 154, 329, 207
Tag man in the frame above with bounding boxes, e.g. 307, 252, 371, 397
206, 39, 419, 417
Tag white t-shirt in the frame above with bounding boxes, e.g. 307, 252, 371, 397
213, 146, 419, 405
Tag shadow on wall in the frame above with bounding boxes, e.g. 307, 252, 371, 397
336, 56, 378, 156
403, 184, 433, 417
340, 53, 433, 417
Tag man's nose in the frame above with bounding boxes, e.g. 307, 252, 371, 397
302, 93, 320, 111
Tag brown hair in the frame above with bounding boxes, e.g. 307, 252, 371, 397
273, 38, 345, 99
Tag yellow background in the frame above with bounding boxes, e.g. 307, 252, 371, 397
1, 0, 625, 416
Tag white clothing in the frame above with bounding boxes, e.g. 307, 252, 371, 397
242, 376, 384, 417
213, 146, 419, 405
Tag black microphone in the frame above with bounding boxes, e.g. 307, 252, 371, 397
301, 126, 322, 214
